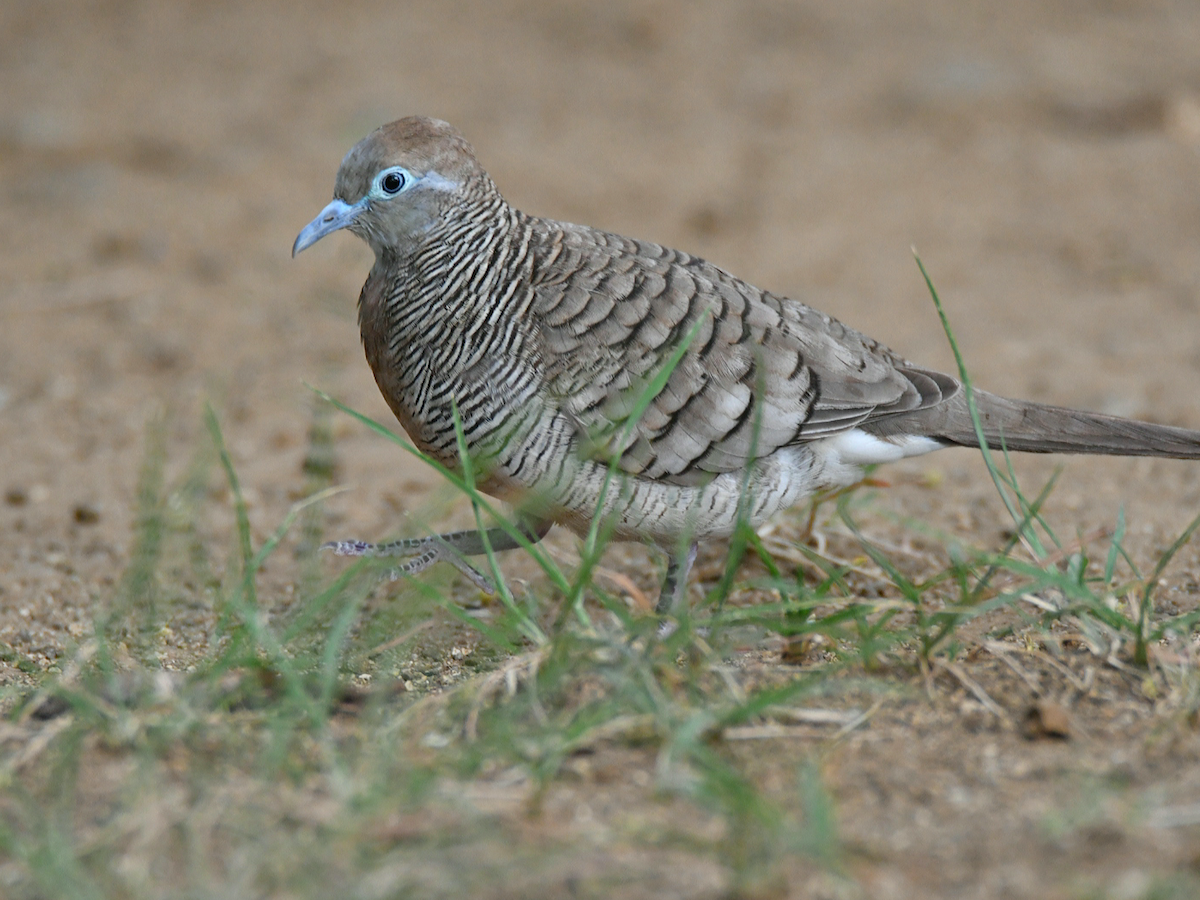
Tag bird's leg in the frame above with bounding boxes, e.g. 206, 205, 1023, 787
656, 542, 699, 615
323, 519, 553, 594
799, 476, 890, 541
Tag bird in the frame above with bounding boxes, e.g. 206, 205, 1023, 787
293, 116, 1200, 614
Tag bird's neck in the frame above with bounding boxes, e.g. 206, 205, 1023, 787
409, 199, 526, 314
358, 196, 531, 371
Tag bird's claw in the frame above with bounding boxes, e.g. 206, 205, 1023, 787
320, 539, 377, 557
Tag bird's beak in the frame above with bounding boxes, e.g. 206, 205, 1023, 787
292, 198, 366, 257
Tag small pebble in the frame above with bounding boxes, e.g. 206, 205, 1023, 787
1023, 700, 1071, 740
781, 633, 828, 664
73, 502, 101, 525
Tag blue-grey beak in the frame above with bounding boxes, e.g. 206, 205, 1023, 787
292, 198, 367, 257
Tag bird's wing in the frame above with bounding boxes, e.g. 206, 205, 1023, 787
530, 223, 957, 485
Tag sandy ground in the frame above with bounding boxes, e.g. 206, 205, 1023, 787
4, 1, 1200, 896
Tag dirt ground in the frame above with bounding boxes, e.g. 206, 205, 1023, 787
4, 1, 1200, 897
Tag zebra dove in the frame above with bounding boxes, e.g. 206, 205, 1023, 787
294, 116, 1200, 613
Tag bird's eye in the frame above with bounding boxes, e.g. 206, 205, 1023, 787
381, 171, 406, 194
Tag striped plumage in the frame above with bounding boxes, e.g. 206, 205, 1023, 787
294, 117, 1200, 612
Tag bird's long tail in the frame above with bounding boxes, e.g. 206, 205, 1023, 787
876, 389, 1200, 459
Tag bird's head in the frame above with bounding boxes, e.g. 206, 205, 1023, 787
293, 116, 485, 259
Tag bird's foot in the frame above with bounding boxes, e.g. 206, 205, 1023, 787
321, 537, 497, 594
322, 536, 429, 558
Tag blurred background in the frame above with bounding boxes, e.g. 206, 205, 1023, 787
3, 0, 1200, 665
